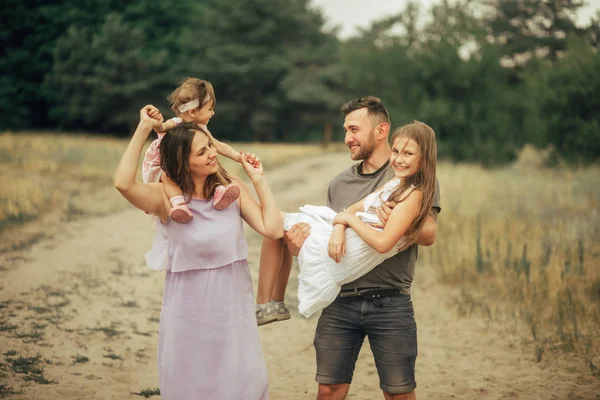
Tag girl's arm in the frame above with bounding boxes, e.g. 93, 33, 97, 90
114, 106, 168, 218
328, 224, 347, 263
327, 193, 367, 262
156, 117, 180, 134
144, 109, 176, 134
344, 198, 365, 215
205, 131, 242, 163
340, 179, 393, 216
333, 189, 422, 254
238, 152, 283, 240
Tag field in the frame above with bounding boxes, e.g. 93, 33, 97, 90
427, 160, 600, 366
0, 132, 344, 231
0, 133, 599, 399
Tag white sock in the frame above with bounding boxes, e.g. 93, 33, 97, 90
170, 195, 185, 207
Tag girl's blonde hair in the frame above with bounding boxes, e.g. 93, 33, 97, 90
388, 121, 437, 252
159, 123, 232, 201
167, 78, 216, 116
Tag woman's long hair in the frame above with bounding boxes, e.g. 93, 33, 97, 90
387, 121, 437, 252
159, 123, 232, 201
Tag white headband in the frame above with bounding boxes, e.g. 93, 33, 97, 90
178, 94, 212, 113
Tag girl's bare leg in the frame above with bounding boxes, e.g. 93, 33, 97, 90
256, 236, 284, 304
271, 245, 292, 302
161, 174, 192, 223
257, 211, 288, 304
161, 173, 183, 199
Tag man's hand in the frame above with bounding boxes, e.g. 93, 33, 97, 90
370, 200, 397, 229
284, 222, 311, 256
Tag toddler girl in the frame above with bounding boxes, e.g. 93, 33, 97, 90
143, 78, 242, 223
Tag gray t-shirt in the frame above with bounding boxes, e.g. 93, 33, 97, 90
326, 161, 441, 293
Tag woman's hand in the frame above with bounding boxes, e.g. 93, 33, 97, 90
240, 151, 263, 182
332, 211, 353, 226
243, 152, 261, 169
139, 105, 163, 130
328, 225, 346, 263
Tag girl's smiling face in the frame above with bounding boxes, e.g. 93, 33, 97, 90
193, 99, 215, 125
390, 136, 422, 179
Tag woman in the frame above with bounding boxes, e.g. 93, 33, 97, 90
114, 105, 282, 399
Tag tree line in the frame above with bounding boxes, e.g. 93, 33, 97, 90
1, 0, 598, 164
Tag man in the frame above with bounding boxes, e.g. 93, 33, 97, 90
285, 96, 441, 400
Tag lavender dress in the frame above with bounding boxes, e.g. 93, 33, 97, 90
145, 199, 268, 400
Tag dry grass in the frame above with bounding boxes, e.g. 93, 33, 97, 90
421, 161, 600, 368
0, 132, 344, 230
3, 132, 599, 374
0, 132, 126, 228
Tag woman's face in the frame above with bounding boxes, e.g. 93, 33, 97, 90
188, 131, 219, 177
390, 137, 422, 179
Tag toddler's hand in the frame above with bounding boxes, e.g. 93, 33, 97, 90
240, 151, 263, 181
148, 108, 163, 122
242, 152, 260, 168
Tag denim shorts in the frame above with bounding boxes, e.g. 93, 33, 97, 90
313, 293, 417, 394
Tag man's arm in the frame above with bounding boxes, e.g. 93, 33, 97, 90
416, 208, 439, 246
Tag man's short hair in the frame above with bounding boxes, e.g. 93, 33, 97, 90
340, 96, 391, 127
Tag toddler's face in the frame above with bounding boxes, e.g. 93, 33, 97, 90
194, 99, 215, 125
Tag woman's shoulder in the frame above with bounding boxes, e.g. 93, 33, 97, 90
230, 175, 246, 187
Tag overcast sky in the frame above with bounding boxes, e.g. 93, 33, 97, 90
310, 0, 600, 38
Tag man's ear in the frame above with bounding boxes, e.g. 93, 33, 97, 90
376, 123, 390, 140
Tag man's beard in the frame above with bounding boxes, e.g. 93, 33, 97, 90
351, 130, 376, 160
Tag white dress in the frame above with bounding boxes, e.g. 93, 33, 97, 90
283, 178, 402, 317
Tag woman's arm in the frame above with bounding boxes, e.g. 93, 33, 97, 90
114, 106, 167, 217
333, 189, 423, 254
238, 153, 283, 239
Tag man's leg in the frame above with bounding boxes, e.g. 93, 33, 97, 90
383, 390, 416, 400
314, 297, 365, 400
364, 294, 418, 399
317, 383, 350, 400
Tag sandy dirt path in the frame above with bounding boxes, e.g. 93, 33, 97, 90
1, 153, 598, 399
